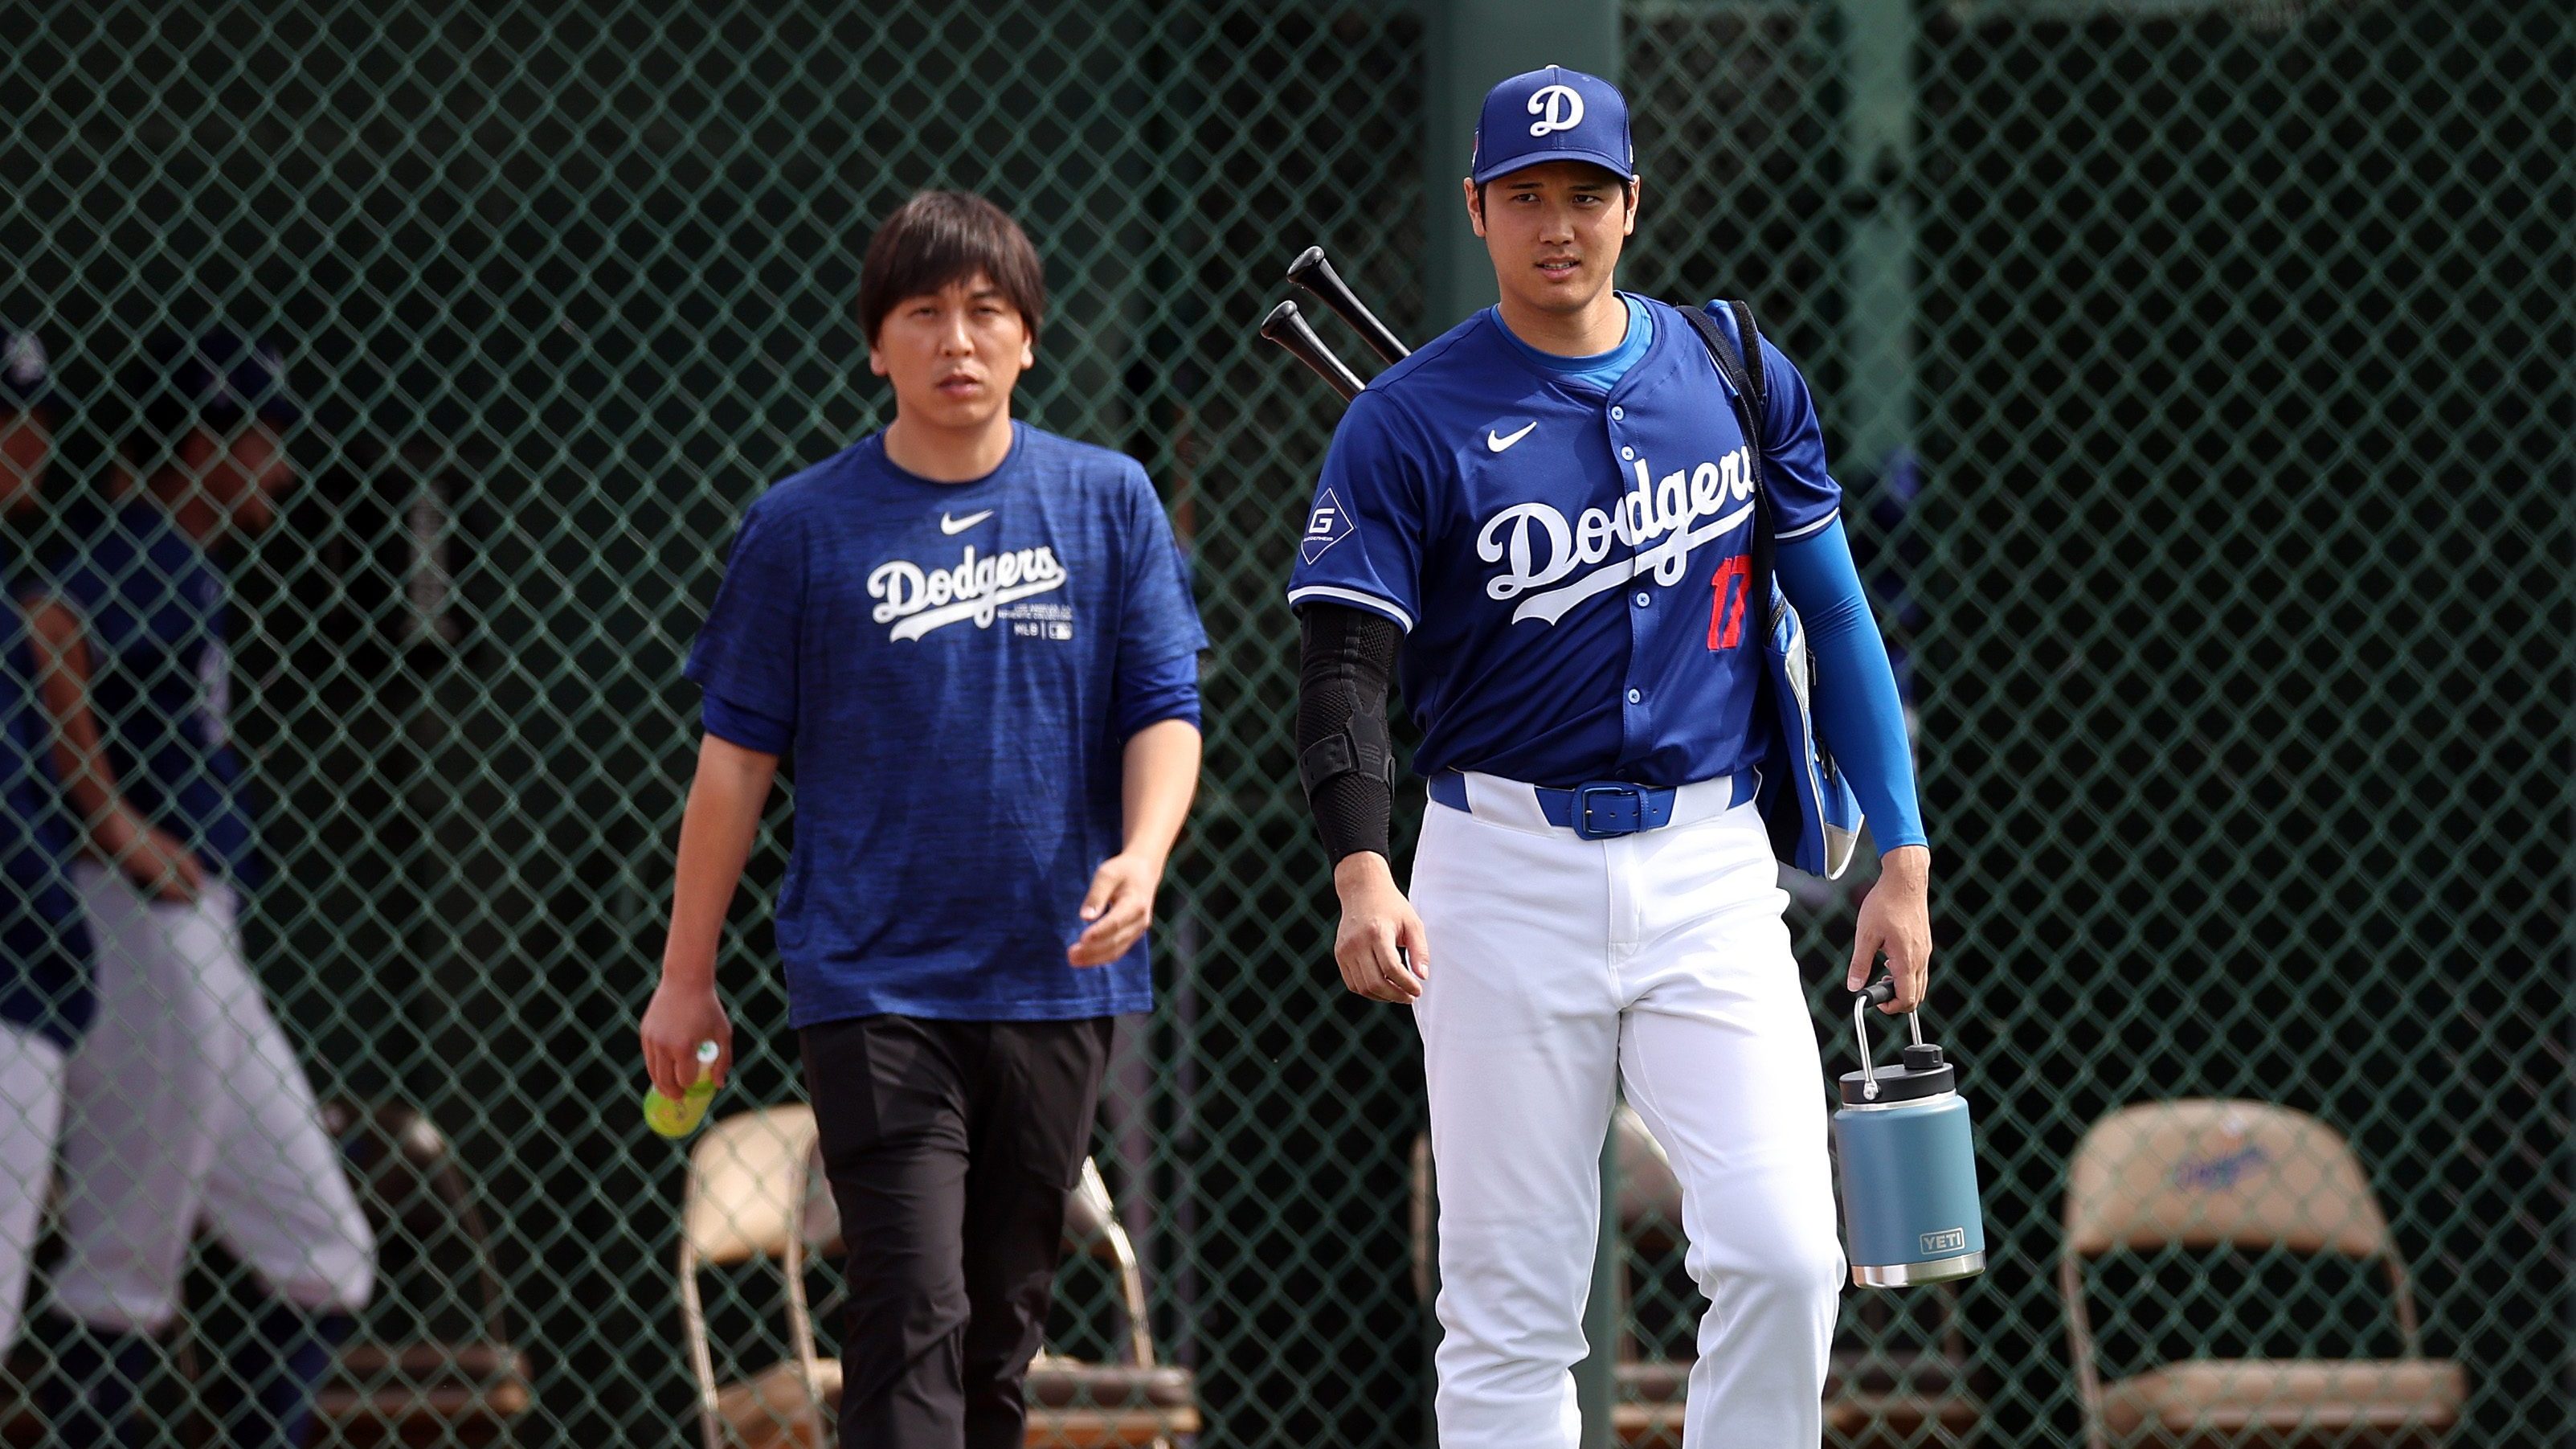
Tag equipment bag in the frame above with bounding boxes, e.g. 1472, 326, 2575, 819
1677, 300, 1864, 878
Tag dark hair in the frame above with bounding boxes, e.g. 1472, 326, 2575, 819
857, 190, 1045, 346
1472, 166, 1638, 216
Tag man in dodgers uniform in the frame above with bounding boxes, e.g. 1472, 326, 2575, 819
26, 330, 374, 1447
0, 323, 95, 1353
1289, 68, 1934, 1444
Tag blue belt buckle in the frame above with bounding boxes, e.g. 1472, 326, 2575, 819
1572, 782, 1645, 840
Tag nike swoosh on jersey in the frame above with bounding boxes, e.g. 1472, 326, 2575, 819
939, 510, 995, 534
1486, 421, 1538, 452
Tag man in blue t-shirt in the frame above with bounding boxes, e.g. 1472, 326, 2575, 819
641, 190, 1206, 1449
26, 330, 374, 1449
0, 321, 95, 1354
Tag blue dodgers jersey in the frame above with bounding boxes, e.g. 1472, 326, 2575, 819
1286, 297, 1841, 788
685, 423, 1208, 1027
38, 503, 258, 886
2, 604, 93, 1050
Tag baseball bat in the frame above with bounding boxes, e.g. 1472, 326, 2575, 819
1260, 300, 1364, 403
1286, 246, 1412, 365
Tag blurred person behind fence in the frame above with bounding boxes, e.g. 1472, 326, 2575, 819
22, 329, 374, 1447
640, 190, 1207, 1449
0, 321, 96, 1353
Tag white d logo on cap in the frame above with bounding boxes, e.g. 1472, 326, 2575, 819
1527, 84, 1584, 137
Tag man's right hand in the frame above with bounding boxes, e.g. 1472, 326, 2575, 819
112, 822, 206, 903
1331, 853, 1431, 1003
640, 976, 734, 1101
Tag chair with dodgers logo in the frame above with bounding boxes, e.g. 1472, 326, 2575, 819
677, 1105, 1198, 1449
2060, 1099, 2465, 1448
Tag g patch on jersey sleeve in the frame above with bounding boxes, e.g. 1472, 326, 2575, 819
1300, 487, 1355, 564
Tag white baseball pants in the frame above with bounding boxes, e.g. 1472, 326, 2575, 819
1409, 772, 1844, 1449
0, 1025, 66, 1349
50, 866, 374, 1332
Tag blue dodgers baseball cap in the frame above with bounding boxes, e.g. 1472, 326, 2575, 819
0, 323, 67, 418
1469, 65, 1635, 186
123, 327, 301, 446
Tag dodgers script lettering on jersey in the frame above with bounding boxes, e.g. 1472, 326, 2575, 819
1287, 297, 1842, 788
686, 424, 1205, 1027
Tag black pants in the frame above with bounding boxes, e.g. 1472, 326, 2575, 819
800, 1013, 1114, 1449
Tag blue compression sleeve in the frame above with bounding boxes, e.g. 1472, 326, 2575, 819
1774, 518, 1928, 853
1114, 649, 1203, 739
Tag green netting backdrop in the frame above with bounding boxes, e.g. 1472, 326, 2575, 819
0, 1, 2566, 1446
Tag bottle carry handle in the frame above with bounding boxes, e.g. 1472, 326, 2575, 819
1851, 975, 1924, 1102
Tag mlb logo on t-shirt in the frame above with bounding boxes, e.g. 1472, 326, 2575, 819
1048, 621, 1073, 641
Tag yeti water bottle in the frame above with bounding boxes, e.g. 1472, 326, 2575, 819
1833, 978, 1986, 1286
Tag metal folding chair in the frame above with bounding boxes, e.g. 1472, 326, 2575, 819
678, 1105, 1197, 1448
2061, 1099, 2464, 1448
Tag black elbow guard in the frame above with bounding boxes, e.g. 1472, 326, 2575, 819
1298, 715, 1396, 797
1296, 604, 1402, 862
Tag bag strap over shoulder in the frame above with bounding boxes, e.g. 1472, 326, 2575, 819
1679, 299, 1809, 862
1727, 299, 1768, 420
1678, 300, 1777, 612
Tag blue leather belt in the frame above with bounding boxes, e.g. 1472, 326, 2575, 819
1428, 771, 1755, 841
1540, 782, 1676, 839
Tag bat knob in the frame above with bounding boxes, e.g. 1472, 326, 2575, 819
1259, 299, 1305, 339
1286, 245, 1328, 283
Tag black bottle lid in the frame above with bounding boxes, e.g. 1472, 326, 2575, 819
1838, 1042, 1960, 1107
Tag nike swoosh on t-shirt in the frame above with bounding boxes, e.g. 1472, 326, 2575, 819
939, 510, 995, 534
1486, 421, 1538, 452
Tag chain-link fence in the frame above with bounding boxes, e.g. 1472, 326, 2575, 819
0, 2, 2566, 1446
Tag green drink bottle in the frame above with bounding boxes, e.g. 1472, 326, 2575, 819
644, 1040, 721, 1138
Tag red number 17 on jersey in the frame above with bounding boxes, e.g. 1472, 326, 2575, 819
1707, 554, 1752, 650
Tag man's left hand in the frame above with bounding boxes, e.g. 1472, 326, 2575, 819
1848, 844, 1932, 1012
1069, 851, 1163, 967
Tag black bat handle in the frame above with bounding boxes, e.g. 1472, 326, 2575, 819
1260, 300, 1364, 403
1286, 246, 1411, 366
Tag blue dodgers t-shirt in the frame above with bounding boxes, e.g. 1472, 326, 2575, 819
685, 422, 1208, 1026
35, 502, 258, 887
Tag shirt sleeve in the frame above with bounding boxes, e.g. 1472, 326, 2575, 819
682, 497, 803, 728
1111, 649, 1201, 739
14, 567, 72, 625
701, 691, 793, 755
1116, 464, 1210, 669
20, 547, 118, 673
1704, 302, 1842, 542
1284, 390, 1429, 633
1774, 517, 1926, 853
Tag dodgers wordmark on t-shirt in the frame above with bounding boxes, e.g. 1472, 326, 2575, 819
686, 422, 1207, 1027
1286, 296, 1842, 790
